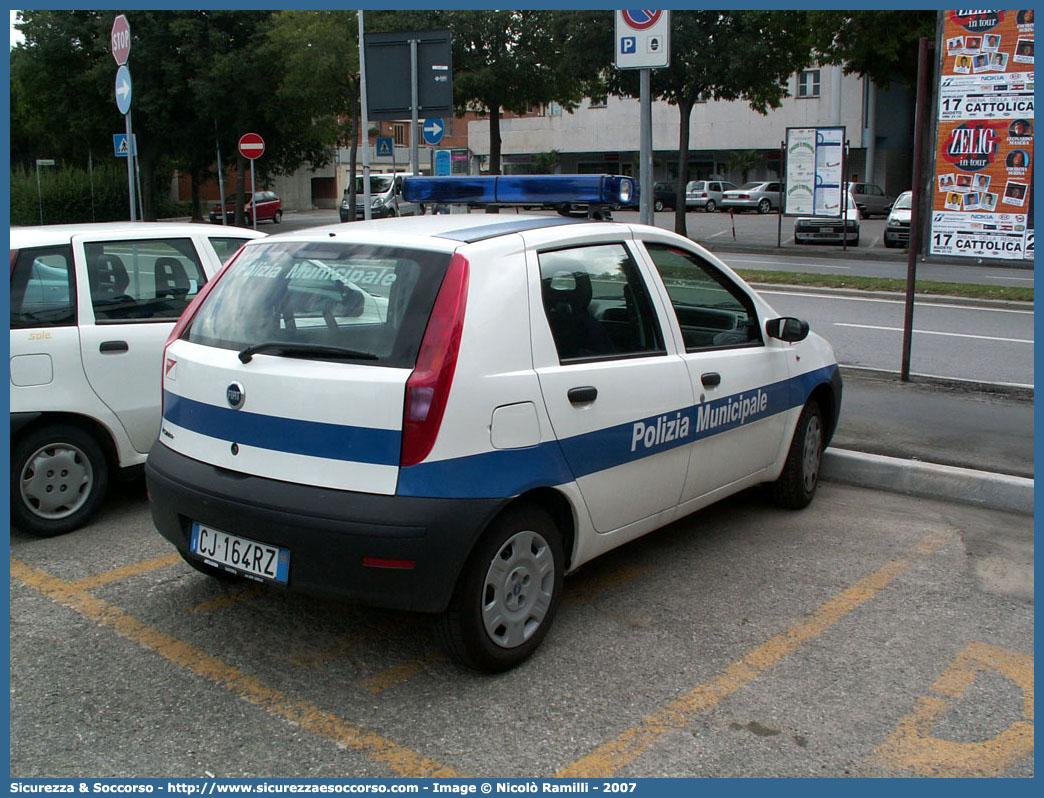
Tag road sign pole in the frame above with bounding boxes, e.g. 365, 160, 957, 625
215, 121, 226, 226
358, 11, 372, 220
639, 68, 653, 225
410, 39, 419, 175
133, 112, 144, 221
249, 158, 257, 230
125, 112, 136, 221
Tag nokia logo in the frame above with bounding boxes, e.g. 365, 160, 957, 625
226, 382, 245, 410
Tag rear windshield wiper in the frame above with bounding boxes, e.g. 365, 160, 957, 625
238, 341, 379, 363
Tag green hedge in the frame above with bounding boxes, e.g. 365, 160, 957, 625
10, 162, 182, 226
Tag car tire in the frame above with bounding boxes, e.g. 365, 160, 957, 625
654, 199, 665, 212
705, 200, 716, 213
757, 199, 771, 214
437, 505, 564, 672
178, 549, 243, 583
272, 210, 282, 224
771, 401, 824, 510
11, 424, 109, 536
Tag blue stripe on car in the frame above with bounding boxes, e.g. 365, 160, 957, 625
163, 391, 401, 466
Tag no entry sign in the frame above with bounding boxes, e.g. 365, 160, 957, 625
238, 132, 265, 160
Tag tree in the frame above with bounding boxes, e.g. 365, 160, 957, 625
728, 149, 760, 184
808, 10, 937, 87
606, 11, 812, 236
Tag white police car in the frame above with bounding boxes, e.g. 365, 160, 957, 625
10, 222, 265, 536
146, 175, 842, 672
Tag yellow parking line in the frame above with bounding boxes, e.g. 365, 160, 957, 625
11, 557, 462, 778
185, 584, 265, 615
361, 651, 447, 694
556, 533, 948, 777
71, 552, 182, 591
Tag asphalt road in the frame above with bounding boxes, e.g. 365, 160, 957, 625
10, 482, 1033, 779
760, 288, 1034, 387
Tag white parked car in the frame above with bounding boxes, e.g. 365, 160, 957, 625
10, 222, 265, 536
685, 180, 737, 212
146, 175, 842, 672
793, 189, 862, 246
884, 191, 913, 248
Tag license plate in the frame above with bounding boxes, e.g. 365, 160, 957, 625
820, 227, 837, 233
190, 523, 290, 584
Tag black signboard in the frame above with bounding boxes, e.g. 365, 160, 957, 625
365, 29, 453, 121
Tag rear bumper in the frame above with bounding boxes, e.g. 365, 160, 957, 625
145, 442, 504, 613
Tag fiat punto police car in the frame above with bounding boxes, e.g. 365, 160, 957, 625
146, 175, 842, 672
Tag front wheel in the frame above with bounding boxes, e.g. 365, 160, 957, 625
437, 505, 564, 672
11, 424, 109, 536
771, 402, 824, 509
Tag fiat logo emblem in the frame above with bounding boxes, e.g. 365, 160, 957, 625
226, 382, 245, 410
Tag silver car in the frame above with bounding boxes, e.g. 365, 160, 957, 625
685, 179, 736, 212
721, 181, 783, 214
847, 182, 894, 218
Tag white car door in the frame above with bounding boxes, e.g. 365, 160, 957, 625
75, 233, 216, 454
636, 239, 791, 505
527, 234, 694, 534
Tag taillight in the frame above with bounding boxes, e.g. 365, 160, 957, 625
701, 192, 708, 198
400, 253, 470, 467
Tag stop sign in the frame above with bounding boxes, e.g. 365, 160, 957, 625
238, 132, 265, 160
111, 15, 131, 66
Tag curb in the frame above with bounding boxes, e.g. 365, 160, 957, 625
822, 447, 1034, 515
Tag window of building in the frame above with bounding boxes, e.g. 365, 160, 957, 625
797, 69, 821, 99
392, 123, 407, 146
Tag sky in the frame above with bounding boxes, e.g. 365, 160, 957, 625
11, 9, 23, 48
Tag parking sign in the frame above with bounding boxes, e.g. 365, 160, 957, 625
615, 10, 670, 69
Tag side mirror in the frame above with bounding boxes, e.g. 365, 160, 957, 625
766, 317, 809, 343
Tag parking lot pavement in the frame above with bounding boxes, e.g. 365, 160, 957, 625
10, 482, 1033, 778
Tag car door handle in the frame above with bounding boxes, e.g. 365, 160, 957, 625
99, 340, 129, 354
567, 386, 598, 404
701, 372, 721, 388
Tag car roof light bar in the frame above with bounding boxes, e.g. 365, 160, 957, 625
401, 174, 638, 208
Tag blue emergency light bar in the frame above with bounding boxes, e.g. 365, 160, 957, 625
401, 174, 638, 208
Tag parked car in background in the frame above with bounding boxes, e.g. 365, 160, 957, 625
721, 181, 783, 214
653, 181, 678, 211
9, 222, 266, 536
793, 189, 861, 246
685, 180, 737, 212
847, 182, 894, 218
209, 191, 282, 225
340, 174, 425, 221
884, 191, 913, 249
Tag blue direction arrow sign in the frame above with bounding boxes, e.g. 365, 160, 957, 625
115, 65, 132, 115
375, 137, 393, 158
422, 118, 445, 146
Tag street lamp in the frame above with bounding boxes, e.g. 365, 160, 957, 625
35, 159, 55, 225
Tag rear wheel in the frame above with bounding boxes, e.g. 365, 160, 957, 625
11, 424, 109, 536
757, 198, 771, 214
771, 402, 824, 509
705, 199, 716, 213
654, 199, 665, 212
272, 209, 282, 224
437, 505, 564, 672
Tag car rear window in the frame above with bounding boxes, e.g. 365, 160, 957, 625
184, 241, 451, 368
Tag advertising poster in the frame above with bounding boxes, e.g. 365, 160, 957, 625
931, 10, 1034, 260
785, 126, 845, 216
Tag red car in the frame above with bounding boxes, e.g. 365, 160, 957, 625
209, 191, 282, 225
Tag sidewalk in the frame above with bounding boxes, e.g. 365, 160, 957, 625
821, 367, 1034, 514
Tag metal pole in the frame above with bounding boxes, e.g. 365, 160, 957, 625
89, 150, 96, 222
133, 124, 144, 221
125, 112, 136, 221
777, 141, 783, 247
358, 11, 372, 220
410, 39, 419, 176
841, 140, 848, 253
249, 157, 257, 230
216, 121, 227, 225
36, 161, 43, 225
901, 37, 932, 382
639, 68, 653, 226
